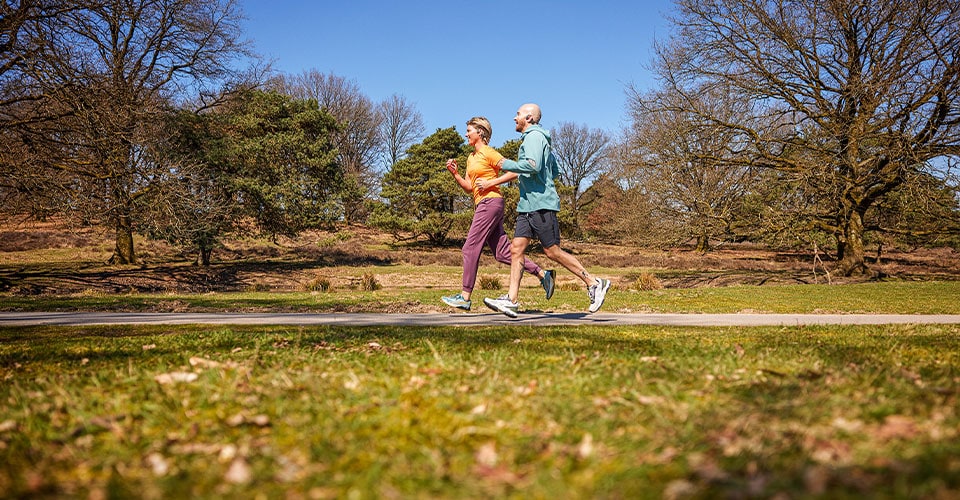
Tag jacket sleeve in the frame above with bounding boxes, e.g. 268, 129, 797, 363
500, 132, 547, 174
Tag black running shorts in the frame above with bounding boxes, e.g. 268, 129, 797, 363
515, 209, 561, 249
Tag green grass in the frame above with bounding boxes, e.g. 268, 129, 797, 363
3, 280, 960, 314
1, 324, 958, 498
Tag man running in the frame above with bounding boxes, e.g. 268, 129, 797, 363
484, 103, 610, 318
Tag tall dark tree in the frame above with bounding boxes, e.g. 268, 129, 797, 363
281, 70, 382, 224
370, 127, 469, 244
216, 90, 343, 238
143, 90, 342, 264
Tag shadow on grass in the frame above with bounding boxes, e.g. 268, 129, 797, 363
0, 250, 394, 295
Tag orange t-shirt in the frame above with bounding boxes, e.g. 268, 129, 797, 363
466, 145, 505, 206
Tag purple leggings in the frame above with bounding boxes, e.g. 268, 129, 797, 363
462, 197, 541, 293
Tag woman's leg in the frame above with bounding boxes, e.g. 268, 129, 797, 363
461, 199, 501, 298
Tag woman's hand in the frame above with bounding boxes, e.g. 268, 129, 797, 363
445, 159, 459, 176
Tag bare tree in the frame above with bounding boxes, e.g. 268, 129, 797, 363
550, 121, 611, 235
652, 0, 960, 275
281, 70, 382, 224
0, 2, 81, 217
3, 0, 248, 264
624, 85, 761, 251
0, 1, 72, 104
377, 93, 424, 169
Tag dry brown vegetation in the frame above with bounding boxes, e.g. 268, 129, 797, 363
1, 219, 959, 296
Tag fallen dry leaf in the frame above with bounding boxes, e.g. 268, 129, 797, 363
515, 380, 538, 396
875, 415, 919, 441
663, 479, 696, 500
475, 442, 498, 467
219, 444, 237, 462
226, 413, 270, 428
224, 457, 252, 484
145, 453, 169, 476
170, 442, 221, 455
407, 375, 427, 390
635, 395, 665, 405
472, 464, 521, 485
807, 438, 852, 464
831, 417, 864, 433
189, 357, 221, 368
154, 372, 198, 385
577, 433, 594, 459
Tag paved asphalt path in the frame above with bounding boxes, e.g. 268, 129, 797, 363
3, 311, 960, 327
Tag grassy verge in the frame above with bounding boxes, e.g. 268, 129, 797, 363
2, 324, 958, 498
3, 280, 960, 314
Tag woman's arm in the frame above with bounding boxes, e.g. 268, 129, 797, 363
446, 159, 472, 193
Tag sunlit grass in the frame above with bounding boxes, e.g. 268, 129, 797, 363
1, 324, 958, 498
3, 280, 960, 315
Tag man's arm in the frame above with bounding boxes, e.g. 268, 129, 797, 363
499, 132, 548, 174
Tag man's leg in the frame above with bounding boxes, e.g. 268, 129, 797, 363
508, 236, 531, 302
483, 236, 529, 318
542, 245, 611, 313
493, 231, 542, 279
543, 244, 594, 286
485, 212, 536, 317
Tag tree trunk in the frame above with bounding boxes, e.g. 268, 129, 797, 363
836, 208, 868, 276
110, 214, 136, 264
695, 234, 710, 253
200, 246, 212, 267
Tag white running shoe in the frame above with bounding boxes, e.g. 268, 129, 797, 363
588, 278, 611, 313
483, 294, 519, 318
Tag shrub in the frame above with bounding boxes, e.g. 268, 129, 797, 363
361, 273, 381, 291
479, 275, 501, 290
245, 282, 271, 292
305, 277, 332, 292
633, 272, 663, 291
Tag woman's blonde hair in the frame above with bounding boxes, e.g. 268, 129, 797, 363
466, 116, 492, 144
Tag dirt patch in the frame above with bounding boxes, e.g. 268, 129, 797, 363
1, 220, 959, 297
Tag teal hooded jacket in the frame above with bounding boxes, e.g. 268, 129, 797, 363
499, 124, 561, 213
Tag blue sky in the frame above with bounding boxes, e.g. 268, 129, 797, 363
239, 1, 676, 146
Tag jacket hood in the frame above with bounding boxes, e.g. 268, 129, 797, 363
523, 124, 551, 143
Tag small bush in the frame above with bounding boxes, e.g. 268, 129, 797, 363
633, 272, 663, 291
305, 277, 332, 292
559, 281, 581, 292
361, 273, 381, 291
245, 282, 271, 293
479, 275, 501, 290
